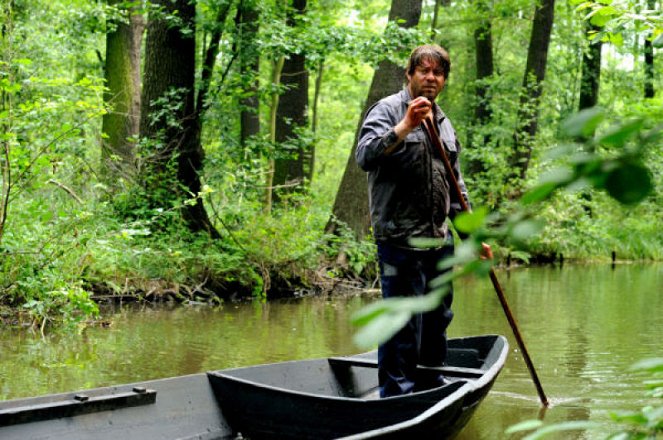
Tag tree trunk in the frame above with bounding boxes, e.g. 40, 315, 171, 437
140, 0, 219, 237
312, 59, 324, 135
578, 22, 602, 110
430, 0, 450, 41
510, 0, 556, 185
265, 56, 285, 214
643, 0, 656, 99
466, 0, 494, 175
101, 0, 143, 180
326, 0, 423, 239
272, 0, 310, 204
238, 0, 260, 148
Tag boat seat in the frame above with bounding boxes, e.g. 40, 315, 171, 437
327, 357, 484, 379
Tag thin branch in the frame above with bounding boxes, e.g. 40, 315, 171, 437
47, 179, 83, 204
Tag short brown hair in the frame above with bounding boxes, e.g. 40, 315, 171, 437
406, 45, 451, 79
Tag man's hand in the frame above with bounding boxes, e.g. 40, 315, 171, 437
480, 243, 493, 260
393, 97, 432, 140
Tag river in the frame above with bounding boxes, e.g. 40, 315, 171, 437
1, 263, 661, 439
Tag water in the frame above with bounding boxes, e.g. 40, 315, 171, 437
1, 263, 661, 439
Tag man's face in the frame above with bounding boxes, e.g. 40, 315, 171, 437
406, 57, 446, 101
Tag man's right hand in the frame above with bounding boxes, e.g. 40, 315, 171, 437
393, 97, 432, 140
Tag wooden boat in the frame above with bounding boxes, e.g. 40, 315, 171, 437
0, 334, 507, 439
209, 334, 508, 439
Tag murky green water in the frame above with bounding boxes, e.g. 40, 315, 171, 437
1, 263, 661, 438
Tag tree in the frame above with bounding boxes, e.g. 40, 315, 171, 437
139, 0, 219, 237
430, 0, 451, 40
510, 0, 556, 186
101, 0, 143, 180
327, 0, 423, 239
578, 22, 602, 110
272, 0, 310, 204
643, 0, 656, 98
466, 0, 494, 176
237, 0, 260, 148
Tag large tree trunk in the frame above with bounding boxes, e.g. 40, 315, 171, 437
509, 0, 556, 185
466, 0, 494, 176
238, 0, 260, 148
140, 0, 219, 237
326, 0, 423, 239
578, 22, 602, 110
272, 0, 310, 204
101, 0, 143, 180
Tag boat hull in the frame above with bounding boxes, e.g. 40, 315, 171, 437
207, 334, 508, 439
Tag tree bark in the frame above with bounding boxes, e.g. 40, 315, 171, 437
265, 56, 285, 214
326, 0, 423, 239
140, 0, 219, 237
101, 0, 143, 180
466, 0, 494, 175
238, 0, 260, 148
643, 0, 656, 99
578, 22, 602, 110
510, 0, 556, 185
272, 0, 310, 204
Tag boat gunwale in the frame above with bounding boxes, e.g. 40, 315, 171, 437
206, 334, 508, 404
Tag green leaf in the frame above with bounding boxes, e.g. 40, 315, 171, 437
597, 119, 644, 148
510, 219, 544, 244
642, 124, 663, 144
351, 301, 391, 327
609, 410, 648, 426
561, 108, 605, 138
408, 237, 445, 249
522, 421, 599, 440
437, 241, 479, 270
630, 358, 663, 372
604, 162, 653, 205
454, 207, 489, 234
353, 309, 410, 348
653, 33, 663, 48
521, 182, 559, 205
607, 32, 624, 46
509, 250, 531, 264
505, 420, 543, 434
352, 294, 445, 348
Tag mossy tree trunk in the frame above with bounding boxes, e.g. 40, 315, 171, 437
139, 0, 219, 237
101, 0, 143, 181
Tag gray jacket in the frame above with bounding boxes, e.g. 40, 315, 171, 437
356, 89, 469, 244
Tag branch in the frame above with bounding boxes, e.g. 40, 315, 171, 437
47, 179, 83, 204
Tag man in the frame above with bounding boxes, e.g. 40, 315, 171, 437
356, 44, 470, 397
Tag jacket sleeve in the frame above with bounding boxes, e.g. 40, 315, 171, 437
355, 101, 400, 171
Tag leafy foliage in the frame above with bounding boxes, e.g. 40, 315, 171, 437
0, 0, 661, 332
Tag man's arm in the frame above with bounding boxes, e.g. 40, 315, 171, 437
356, 97, 432, 171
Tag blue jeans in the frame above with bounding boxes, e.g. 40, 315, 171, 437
376, 239, 454, 397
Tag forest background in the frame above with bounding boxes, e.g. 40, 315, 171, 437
0, 0, 661, 330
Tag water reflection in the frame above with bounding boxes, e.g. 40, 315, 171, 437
1, 264, 661, 439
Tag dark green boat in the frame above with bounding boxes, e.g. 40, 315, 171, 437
0, 334, 507, 439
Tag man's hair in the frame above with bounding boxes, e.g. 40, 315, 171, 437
406, 45, 451, 79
